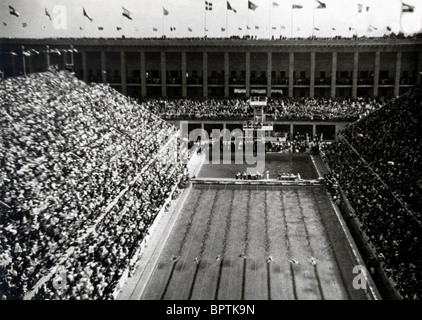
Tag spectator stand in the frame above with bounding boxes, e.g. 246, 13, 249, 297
22, 119, 182, 300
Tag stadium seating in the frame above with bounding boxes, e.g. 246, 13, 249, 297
142, 96, 387, 121
0, 69, 186, 299
321, 86, 422, 300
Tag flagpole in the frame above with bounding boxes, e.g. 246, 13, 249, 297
204, 7, 207, 37
268, 0, 271, 39
312, 5, 315, 38
247, 4, 250, 37
226, 8, 228, 37
290, 8, 293, 38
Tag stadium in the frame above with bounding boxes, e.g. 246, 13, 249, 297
0, 0, 421, 302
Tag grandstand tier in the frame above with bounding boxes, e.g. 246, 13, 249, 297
0, 70, 185, 300
321, 85, 422, 300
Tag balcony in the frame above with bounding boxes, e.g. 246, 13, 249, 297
167, 77, 182, 85
208, 77, 224, 85
272, 78, 288, 85
315, 78, 331, 85
146, 77, 161, 84
250, 77, 267, 85
358, 78, 373, 85
336, 78, 351, 85
379, 78, 393, 85
400, 77, 415, 85
229, 77, 245, 85
294, 78, 310, 85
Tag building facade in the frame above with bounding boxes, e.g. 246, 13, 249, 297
1, 38, 422, 99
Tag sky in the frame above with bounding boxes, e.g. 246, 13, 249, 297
0, 0, 421, 39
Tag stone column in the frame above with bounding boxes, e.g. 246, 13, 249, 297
267, 51, 272, 98
417, 51, 422, 85
202, 51, 208, 98
373, 51, 380, 97
101, 51, 107, 84
352, 51, 359, 99
331, 52, 337, 98
181, 51, 187, 98
120, 51, 127, 95
288, 52, 294, 97
310, 52, 315, 98
81, 51, 88, 83
45, 45, 50, 70
161, 51, 167, 97
394, 51, 401, 97
140, 51, 147, 97
224, 51, 229, 97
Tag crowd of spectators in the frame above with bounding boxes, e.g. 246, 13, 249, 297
0, 69, 186, 299
91, 31, 422, 41
321, 86, 422, 300
141, 96, 387, 121
342, 87, 422, 219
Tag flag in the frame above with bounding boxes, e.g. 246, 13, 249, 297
316, 1, 326, 9
314, 27, 319, 31
9, 5, 19, 17
248, 1, 258, 11
358, 4, 363, 13
386, 26, 392, 31
98, 26, 103, 30
83, 8, 93, 22
238, 26, 242, 30
221, 27, 225, 31
45, 7, 52, 20
227, 1, 237, 13
366, 6, 370, 11
8, 51, 17, 56
163, 7, 169, 15
22, 22, 27, 28
332, 27, 336, 30
23, 50, 31, 56
292, 4, 303, 9
50, 48, 61, 55
3, 22, 7, 26
170, 27, 176, 31
79, 26, 83, 30
370, 25, 377, 30
402, 3, 414, 12
205, 1, 213, 11
205, 27, 208, 31
280, 25, 286, 29
153, 27, 158, 31
247, 25, 251, 29
188, 27, 192, 32
255, 26, 259, 29
30, 49, 40, 54
116, 26, 122, 31
122, 7, 132, 20
272, 26, 276, 30
272, 2, 279, 7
